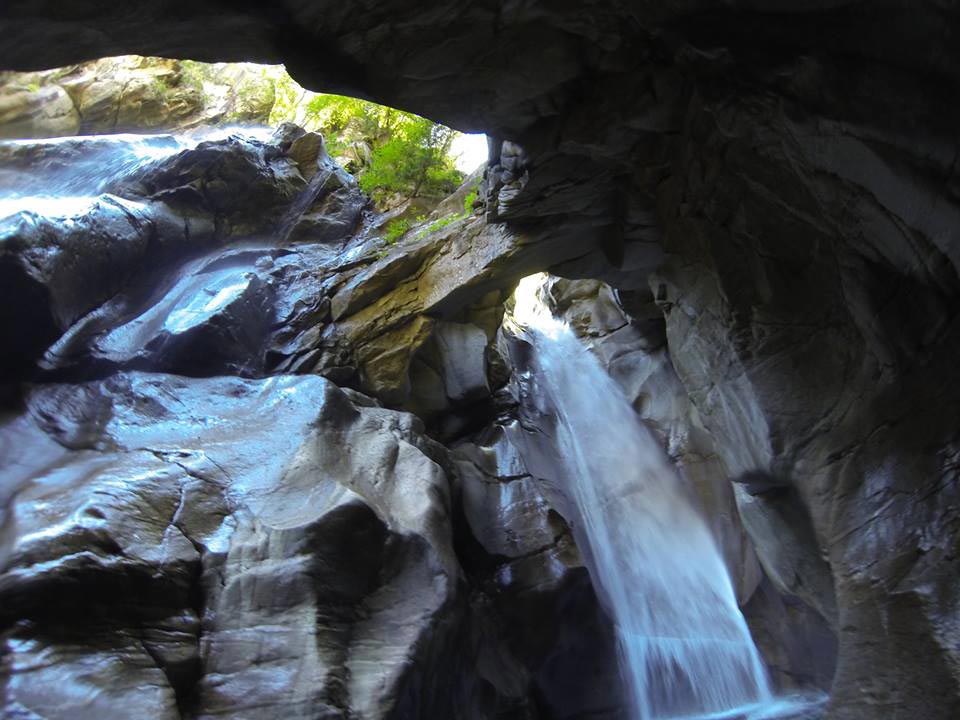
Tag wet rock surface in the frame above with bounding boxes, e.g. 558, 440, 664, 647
0, 372, 458, 719
0, 127, 366, 381
1, 3, 959, 716
451, 428, 627, 720
0, 130, 631, 719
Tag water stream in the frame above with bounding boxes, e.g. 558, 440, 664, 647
0, 126, 274, 221
508, 274, 813, 720
1, 126, 824, 718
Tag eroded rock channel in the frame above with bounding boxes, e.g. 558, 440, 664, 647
0, 125, 636, 720
1, 3, 959, 719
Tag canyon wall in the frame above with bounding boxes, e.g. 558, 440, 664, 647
1, 2, 958, 718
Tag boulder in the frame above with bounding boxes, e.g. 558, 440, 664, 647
0, 372, 460, 719
0, 84, 80, 139
0, 129, 365, 381
428, 321, 490, 403
0, 197, 163, 376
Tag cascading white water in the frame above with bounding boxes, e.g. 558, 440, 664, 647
509, 273, 778, 720
0, 126, 275, 221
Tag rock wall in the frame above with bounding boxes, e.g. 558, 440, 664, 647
652, 88, 960, 719
497, 277, 837, 694
0, 56, 274, 139
2, 372, 459, 718
0, 129, 631, 719
1, 2, 959, 717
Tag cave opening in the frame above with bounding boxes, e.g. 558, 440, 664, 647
0, 55, 835, 718
2, 4, 959, 718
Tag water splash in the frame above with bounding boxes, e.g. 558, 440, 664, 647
0, 126, 275, 221
508, 273, 776, 720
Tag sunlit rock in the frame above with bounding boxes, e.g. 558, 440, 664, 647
0, 372, 460, 719
0, 84, 80, 139
0, 128, 365, 381
1, 4, 959, 711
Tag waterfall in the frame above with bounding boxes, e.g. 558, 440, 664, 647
0, 126, 274, 221
508, 274, 778, 720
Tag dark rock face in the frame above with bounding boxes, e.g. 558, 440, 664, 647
1, 3, 959, 718
0, 197, 159, 376
1, 372, 459, 718
652, 97, 960, 717
452, 431, 627, 720
528, 278, 838, 694
0, 131, 627, 719
0, 127, 366, 381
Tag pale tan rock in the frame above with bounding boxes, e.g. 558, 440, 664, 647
0, 84, 79, 138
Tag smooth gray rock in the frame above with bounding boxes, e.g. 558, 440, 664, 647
0, 372, 460, 719
452, 430, 628, 720
431, 321, 490, 403
1, 4, 959, 713
744, 578, 838, 693
0, 196, 161, 376
455, 455, 557, 561
0, 129, 365, 381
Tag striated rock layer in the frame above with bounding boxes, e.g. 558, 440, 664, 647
0, 56, 274, 139
1, 2, 959, 717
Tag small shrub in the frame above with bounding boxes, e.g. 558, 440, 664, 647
463, 189, 478, 215
178, 60, 209, 102
383, 218, 412, 245
150, 77, 171, 99
463, 177, 482, 214
415, 212, 469, 240
427, 215, 458, 234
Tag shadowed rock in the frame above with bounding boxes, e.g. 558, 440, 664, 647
0, 3, 958, 714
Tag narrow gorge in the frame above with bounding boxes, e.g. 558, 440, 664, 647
0, 3, 958, 720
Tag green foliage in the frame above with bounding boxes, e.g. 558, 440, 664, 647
26, 81, 41, 93
178, 60, 207, 96
150, 76, 171, 100
425, 215, 459, 234
383, 218, 412, 245
266, 71, 464, 205
303, 94, 396, 138
268, 70, 306, 127
414, 209, 476, 240
175, 60, 215, 107
359, 117, 461, 203
410, 180, 486, 240
463, 178, 481, 215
